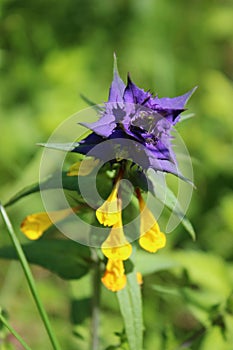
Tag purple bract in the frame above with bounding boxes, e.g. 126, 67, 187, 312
73, 59, 196, 180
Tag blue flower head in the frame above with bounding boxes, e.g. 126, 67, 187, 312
73, 58, 196, 180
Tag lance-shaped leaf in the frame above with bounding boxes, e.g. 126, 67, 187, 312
5, 165, 114, 207
117, 268, 143, 350
0, 240, 91, 280
4, 172, 81, 207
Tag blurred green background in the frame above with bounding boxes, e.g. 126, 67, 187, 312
0, 0, 233, 349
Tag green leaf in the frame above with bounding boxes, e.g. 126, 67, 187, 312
37, 142, 98, 153
149, 175, 196, 240
5, 164, 114, 207
4, 182, 41, 207
117, 269, 143, 350
0, 240, 91, 280
135, 250, 179, 276
4, 172, 81, 207
37, 142, 78, 151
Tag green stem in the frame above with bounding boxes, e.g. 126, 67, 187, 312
0, 204, 61, 350
0, 308, 32, 350
90, 249, 101, 350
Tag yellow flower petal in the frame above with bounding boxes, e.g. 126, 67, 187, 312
96, 182, 121, 226
139, 226, 166, 253
101, 220, 132, 260
136, 189, 166, 253
102, 243, 132, 261
20, 207, 77, 240
67, 158, 99, 176
101, 259, 126, 292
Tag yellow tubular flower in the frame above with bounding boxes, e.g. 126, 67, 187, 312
139, 225, 166, 253
20, 207, 78, 240
67, 158, 99, 176
101, 217, 132, 261
96, 178, 121, 227
136, 189, 166, 253
101, 259, 126, 292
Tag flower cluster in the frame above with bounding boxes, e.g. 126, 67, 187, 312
20, 58, 195, 292
96, 169, 166, 291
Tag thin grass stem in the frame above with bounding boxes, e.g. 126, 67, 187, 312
0, 203, 61, 350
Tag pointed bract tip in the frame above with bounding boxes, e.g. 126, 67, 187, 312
113, 53, 119, 74
186, 86, 198, 103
